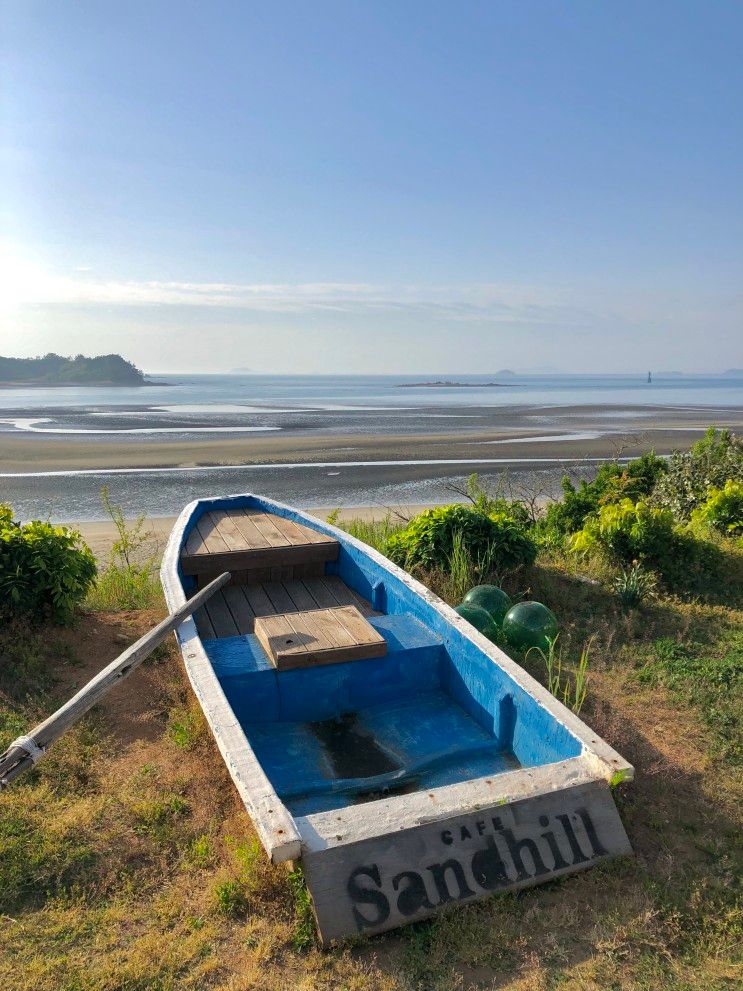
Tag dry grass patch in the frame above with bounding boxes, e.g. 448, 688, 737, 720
1, 544, 741, 989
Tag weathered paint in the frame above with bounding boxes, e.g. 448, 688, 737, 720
302, 779, 631, 943
161, 493, 634, 940
205, 613, 444, 725
245, 690, 520, 817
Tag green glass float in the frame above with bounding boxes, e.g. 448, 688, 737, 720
462, 584, 512, 627
454, 603, 497, 640
502, 601, 558, 652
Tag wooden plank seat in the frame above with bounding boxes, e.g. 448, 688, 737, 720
180, 508, 339, 579
193, 576, 376, 640
255, 605, 387, 670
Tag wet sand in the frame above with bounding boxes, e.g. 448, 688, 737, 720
2, 404, 742, 474
3, 403, 741, 523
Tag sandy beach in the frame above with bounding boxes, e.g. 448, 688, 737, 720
3, 390, 741, 522
2, 406, 741, 474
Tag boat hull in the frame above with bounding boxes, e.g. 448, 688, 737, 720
161, 493, 633, 943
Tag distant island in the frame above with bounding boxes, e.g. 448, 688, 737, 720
0, 353, 149, 387
397, 380, 514, 389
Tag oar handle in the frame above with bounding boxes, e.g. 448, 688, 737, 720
0, 571, 231, 787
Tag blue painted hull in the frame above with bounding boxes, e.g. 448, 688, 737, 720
170, 494, 587, 812
163, 494, 633, 941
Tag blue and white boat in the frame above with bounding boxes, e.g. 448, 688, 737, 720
162, 494, 633, 943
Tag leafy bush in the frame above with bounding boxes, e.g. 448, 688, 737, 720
386, 504, 536, 575
569, 499, 697, 576
651, 428, 742, 519
0, 505, 96, 624
569, 498, 721, 590
593, 450, 669, 504
537, 476, 603, 543
537, 451, 667, 542
692, 479, 743, 536
570, 499, 676, 565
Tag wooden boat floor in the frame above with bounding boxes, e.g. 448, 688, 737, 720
194, 575, 377, 640
181, 508, 339, 578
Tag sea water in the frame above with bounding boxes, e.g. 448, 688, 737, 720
1, 373, 740, 520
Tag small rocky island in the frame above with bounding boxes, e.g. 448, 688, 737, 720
397, 380, 513, 388
0, 353, 148, 386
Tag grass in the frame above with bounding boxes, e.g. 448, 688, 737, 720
329, 509, 408, 557
633, 631, 742, 762
0, 518, 741, 989
85, 560, 163, 610
85, 486, 163, 611
528, 636, 592, 715
439, 529, 501, 605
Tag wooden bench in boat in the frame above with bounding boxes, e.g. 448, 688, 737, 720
255, 605, 387, 670
185, 508, 386, 670
193, 573, 377, 640
181, 508, 339, 583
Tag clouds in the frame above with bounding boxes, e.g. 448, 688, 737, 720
2, 242, 740, 374
1, 261, 597, 328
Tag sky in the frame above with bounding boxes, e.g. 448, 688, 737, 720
1, 1, 741, 374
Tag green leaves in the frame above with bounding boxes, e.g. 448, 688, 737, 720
0, 509, 96, 625
387, 503, 536, 576
651, 428, 743, 520
692, 479, 743, 536
536, 451, 668, 545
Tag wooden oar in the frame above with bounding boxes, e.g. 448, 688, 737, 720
0, 571, 231, 788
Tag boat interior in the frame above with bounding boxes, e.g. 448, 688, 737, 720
181, 503, 582, 817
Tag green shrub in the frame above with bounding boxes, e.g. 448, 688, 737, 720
537, 477, 601, 543
386, 504, 536, 576
0, 505, 96, 624
692, 479, 743, 536
569, 498, 719, 590
569, 499, 676, 566
537, 451, 667, 543
569, 499, 724, 594
651, 428, 742, 519
459, 472, 533, 528
592, 450, 668, 504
